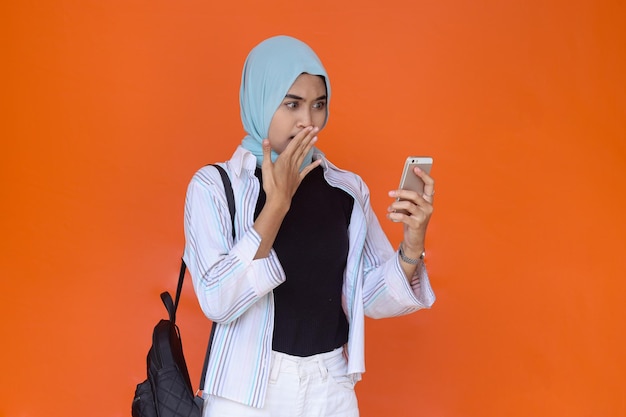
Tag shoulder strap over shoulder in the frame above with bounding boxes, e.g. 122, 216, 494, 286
197, 164, 236, 393
211, 164, 236, 240
171, 164, 237, 319
164, 164, 237, 394
159, 164, 236, 396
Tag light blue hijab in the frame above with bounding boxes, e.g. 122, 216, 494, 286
240, 35, 331, 168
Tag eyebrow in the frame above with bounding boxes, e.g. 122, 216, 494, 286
284, 94, 327, 101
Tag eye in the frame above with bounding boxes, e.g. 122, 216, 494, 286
313, 101, 326, 110
285, 101, 298, 109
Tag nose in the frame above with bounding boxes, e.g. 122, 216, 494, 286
296, 108, 313, 128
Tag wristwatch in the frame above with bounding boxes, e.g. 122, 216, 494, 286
398, 243, 425, 265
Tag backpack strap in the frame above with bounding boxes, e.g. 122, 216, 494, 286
166, 164, 236, 327
196, 164, 236, 394
158, 164, 236, 397
212, 164, 237, 239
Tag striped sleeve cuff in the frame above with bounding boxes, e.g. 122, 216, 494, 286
231, 227, 286, 296
390, 258, 436, 309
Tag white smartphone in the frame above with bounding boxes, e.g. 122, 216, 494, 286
395, 156, 433, 218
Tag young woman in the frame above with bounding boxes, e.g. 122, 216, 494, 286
183, 35, 436, 417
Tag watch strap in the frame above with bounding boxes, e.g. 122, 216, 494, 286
398, 243, 425, 264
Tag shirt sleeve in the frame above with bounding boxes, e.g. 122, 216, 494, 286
357, 180, 436, 318
183, 167, 285, 323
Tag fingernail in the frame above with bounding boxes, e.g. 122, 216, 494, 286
388, 190, 397, 197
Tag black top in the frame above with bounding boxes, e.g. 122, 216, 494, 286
254, 166, 354, 356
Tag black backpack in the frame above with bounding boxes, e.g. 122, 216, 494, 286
132, 165, 235, 417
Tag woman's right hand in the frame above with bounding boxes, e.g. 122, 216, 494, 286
261, 126, 321, 208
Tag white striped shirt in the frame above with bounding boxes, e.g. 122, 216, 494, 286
183, 146, 435, 408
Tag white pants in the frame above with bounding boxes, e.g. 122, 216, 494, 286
203, 347, 359, 417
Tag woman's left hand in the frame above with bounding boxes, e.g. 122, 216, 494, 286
386, 167, 435, 259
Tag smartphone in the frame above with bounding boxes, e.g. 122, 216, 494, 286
398, 156, 433, 195
395, 156, 433, 218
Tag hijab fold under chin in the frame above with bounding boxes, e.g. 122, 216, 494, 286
239, 36, 331, 170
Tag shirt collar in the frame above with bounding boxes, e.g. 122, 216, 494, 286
231, 145, 258, 177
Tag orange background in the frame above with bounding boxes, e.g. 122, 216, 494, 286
2, 1, 625, 416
